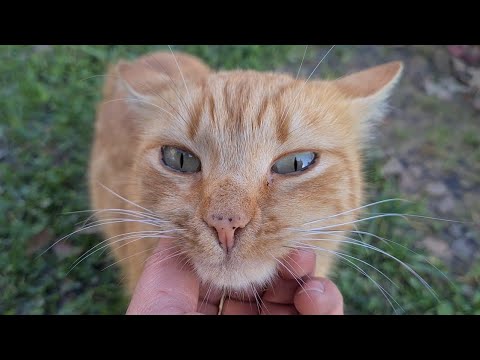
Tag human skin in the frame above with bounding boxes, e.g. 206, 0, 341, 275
126, 240, 344, 315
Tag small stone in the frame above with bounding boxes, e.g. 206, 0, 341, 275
399, 173, 417, 192
424, 78, 452, 100
469, 68, 480, 91
382, 157, 404, 177
449, 224, 465, 238
433, 48, 451, 73
409, 165, 423, 178
452, 58, 470, 84
422, 236, 451, 259
460, 178, 473, 188
410, 56, 429, 82
473, 94, 480, 112
426, 182, 448, 197
451, 238, 477, 262
436, 195, 456, 214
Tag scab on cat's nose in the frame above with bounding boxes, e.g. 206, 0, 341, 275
206, 214, 250, 253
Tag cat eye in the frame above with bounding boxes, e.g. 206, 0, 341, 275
272, 152, 316, 174
161, 146, 201, 173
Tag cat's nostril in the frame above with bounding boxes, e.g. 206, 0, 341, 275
205, 213, 251, 253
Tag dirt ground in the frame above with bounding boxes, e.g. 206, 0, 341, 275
293, 45, 480, 276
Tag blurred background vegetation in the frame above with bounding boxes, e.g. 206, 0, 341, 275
1, 45, 479, 314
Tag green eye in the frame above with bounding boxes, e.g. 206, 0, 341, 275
161, 146, 201, 173
272, 152, 316, 174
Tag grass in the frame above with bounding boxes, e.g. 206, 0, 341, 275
1, 45, 478, 315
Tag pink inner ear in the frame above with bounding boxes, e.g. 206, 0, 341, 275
116, 62, 165, 95
334, 61, 403, 99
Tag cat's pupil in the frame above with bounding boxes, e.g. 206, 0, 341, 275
180, 152, 184, 169
294, 157, 298, 171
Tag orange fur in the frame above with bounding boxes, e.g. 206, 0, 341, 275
89, 51, 403, 295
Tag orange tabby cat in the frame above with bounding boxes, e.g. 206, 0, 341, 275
89, 50, 403, 295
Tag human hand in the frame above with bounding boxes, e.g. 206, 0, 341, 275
126, 240, 344, 315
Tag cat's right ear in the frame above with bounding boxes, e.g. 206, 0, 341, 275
113, 61, 165, 115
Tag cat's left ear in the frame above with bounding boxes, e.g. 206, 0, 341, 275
333, 61, 403, 126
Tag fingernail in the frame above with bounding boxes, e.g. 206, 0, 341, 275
309, 280, 325, 294
298, 279, 325, 295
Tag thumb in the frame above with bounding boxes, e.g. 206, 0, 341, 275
126, 240, 199, 315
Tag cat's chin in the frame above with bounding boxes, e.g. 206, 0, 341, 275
192, 258, 277, 292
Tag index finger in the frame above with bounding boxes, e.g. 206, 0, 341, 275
278, 249, 316, 280
126, 240, 200, 315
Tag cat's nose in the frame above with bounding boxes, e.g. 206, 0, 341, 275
205, 214, 250, 253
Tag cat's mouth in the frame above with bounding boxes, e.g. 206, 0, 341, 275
191, 255, 278, 291
178, 216, 284, 291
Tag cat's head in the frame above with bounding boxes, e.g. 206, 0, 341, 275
116, 55, 403, 291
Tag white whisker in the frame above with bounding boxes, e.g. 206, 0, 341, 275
283, 252, 309, 284
145, 56, 192, 120
80, 210, 165, 230
103, 97, 175, 118
101, 245, 176, 271
178, 256, 191, 273
70, 229, 178, 268
67, 208, 166, 226
96, 183, 156, 215
200, 282, 214, 312
68, 234, 176, 274
279, 45, 336, 124
71, 217, 165, 238
367, 212, 472, 225
133, 248, 186, 273
81, 72, 188, 123
80, 217, 169, 230
255, 285, 268, 315
250, 284, 262, 315
291, 240, 399, 288
296, 213, 413, 232
312, 228, 454, 287
37, 216, 169, 259
269, 253, 312, 304
288, 244, 401, 312
300, 198, 409, 226
168, 45, 191, 100
295, 45, 309, 80
303, 45, 336, 83
293, 235, 438, 300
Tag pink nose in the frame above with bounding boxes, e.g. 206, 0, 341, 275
206, 214, 250, 253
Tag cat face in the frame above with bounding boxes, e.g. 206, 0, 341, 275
119, 57, 403, 291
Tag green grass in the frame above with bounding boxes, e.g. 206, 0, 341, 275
1, 45, 478, 314
336, 151, 480, 314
